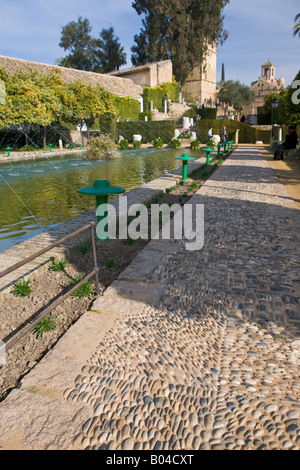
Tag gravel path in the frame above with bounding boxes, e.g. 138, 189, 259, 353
0, 145, 299, 450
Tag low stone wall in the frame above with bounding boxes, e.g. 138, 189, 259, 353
0, 149, 83, 165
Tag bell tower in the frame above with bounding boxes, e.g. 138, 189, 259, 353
261, 60, 276, 83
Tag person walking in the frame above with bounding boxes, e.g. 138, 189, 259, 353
208, 127, 213, 140
221, 126, 227, 144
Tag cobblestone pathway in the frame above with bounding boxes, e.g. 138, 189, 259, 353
65, 147, 300, 450
0, 146, 299, 450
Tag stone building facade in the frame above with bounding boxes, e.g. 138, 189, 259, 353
181, 44, 217, 106
109, 60, 173, 89
111, 49, 218, 108
250, 60, 285, 114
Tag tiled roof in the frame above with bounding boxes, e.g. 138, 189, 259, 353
0, 56, 143, 98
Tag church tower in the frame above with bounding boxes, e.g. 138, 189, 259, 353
261, 60, 276, 83
250, 60, 285, 115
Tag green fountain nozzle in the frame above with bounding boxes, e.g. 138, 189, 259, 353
176, 154, 196, 181
78, 179, 125, 241
217, 143, 222, 157
48, 144, 54, 153
202, 147, 213, 165
5, 147, 12, 157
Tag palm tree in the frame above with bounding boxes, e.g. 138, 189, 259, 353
293, 13, 300, 38
54, 56, 72, 68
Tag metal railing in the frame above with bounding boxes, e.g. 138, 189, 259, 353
0, 221, 99, 351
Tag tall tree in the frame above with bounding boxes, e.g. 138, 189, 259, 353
90, 27, 127, 73
58, 16, 93, 70
217, 80, 255, 112
0, 69, 62, 147
131, 0, 229, 84
221, 63, 225, 82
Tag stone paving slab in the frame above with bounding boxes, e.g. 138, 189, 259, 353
0, 146, 299, 450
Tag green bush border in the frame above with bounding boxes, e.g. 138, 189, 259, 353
196, 119, 271, 144
117, 120, 176, 144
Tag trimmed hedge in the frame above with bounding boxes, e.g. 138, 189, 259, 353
117, 120, 176, 144
196, 119, 271, 144
139, 112, 153, 122
180, 107, 217, 123
197, 108, 217, 120
257, 106, 272, 125
99, 118, 118, 142
143, 81, 181, 113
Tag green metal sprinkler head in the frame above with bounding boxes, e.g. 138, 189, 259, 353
202, 147, 213, 165
78, 180, 125, 241
5, 147, 12, 157
176, 154, 196, 181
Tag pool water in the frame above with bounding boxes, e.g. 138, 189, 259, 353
0, 148, 198, 253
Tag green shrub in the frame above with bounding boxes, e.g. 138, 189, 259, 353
188, 182, 198, 192
70, 275, 95, 299
124, 236, 136, 245
86, 134, 120, 160
133, 140, 141, 149
18, 145, 37, 152
190, 140, 200, 150
169, 139, 181, 149
67, 142, 80, 149
31, 315, 58, 339
106, 258, 116, 268
10, 279, 32, 297
76, 241, 90, 255
119, 139, 129, 150
153, 137, 164, 149
50, 258, 68, 272
166, 186, 177, 193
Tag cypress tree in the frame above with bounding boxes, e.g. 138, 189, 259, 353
131, 0, 229, 85
221, 63, 225, 82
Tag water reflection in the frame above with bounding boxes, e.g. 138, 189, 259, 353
0, 148, 198, 253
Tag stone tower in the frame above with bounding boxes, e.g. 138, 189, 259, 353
181, 44, 217, 106
261, 60, 276, 83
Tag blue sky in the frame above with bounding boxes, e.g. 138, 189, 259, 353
0, 0, 299, 86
